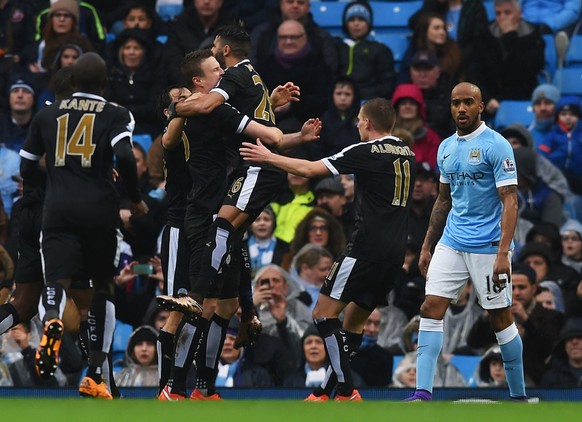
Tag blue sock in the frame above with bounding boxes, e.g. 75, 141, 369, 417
498, 328, 526, 398
416, 318, 444, 393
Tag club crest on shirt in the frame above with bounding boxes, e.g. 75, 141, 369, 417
502, 158, 516, 173
468, 148, 482, 164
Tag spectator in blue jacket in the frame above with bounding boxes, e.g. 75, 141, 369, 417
522, 0, 582, 34
538, 96, 582, 195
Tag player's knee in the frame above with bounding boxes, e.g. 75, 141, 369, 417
419, 296, 449, 320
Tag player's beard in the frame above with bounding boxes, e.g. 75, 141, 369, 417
214, 50, 226, 69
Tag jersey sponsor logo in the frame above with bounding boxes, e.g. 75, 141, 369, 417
502, 158, 516, 173
444, 171, 485, 186
468, 148, 482, 165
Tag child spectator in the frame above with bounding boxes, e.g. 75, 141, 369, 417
115, 325, 159, 387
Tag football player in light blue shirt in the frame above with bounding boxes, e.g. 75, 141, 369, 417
406, 82, 526, 402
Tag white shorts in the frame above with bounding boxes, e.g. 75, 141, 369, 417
425, 243, 512, 310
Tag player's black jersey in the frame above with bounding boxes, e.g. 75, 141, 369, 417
211, 59, 277, 164
321, 136, 416, 263
179, 103, 250, 213
21, 92, 134, 229
163, 135, 191, 228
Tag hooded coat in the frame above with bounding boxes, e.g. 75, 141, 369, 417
540, 317, 582, 387
115, 325, 159, 387
392, 84, 441, 168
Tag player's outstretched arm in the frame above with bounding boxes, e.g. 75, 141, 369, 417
240, 140, 329, 178
279, 118, 322, 151
270, 82, 300, 108
492, 184, 518, 288
419, 182, 452, 277
162, 117, 186, 149
243, 121, 284, 148
174, 91, 224, 117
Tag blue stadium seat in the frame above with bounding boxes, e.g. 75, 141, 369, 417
372, 32, 410, 69
112, 320, 134, 364
565, 35, 582, 68
156, 1, 183, 22
483, 0, 495, 22
132, 133, 153, 153
449, 355, 481, 384
553, 67, 582, 96
310, 1, 345, 32
371, 1, 423, 33
494, 100, 534, 130
541, 34, 558, 83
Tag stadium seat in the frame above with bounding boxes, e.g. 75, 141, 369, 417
540, 34, 558, 83
310, 1, 345, 32
112, 320, 134, 364
156, 0, 183, 22
483, 0, 495, 22
371, 1, 423, 33
494, 100, 534, 130
132, 133, 153, 153
565, 35, 582, 68
372, 32, 410, 69
553, 67, 582, 96
449, 355, 481, 384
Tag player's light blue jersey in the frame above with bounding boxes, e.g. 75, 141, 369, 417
438, 122, 517, 254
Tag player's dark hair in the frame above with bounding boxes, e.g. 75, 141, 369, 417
51, 66, 75, 100
215, 23, 251, 58
361, 97, 396, 132
180, 48, 214, 89
158, 85, 183, 117
71, 52, 107, 94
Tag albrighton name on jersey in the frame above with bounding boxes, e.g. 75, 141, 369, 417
321, 136, 416, 263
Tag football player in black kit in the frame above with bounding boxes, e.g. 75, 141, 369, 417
19, 53, 148, 399
240, 98, 416, 401
158, 48, 319, 400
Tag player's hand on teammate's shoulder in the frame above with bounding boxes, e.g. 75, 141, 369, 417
130, 200, 149, 217
240, 139, 272, 163
301, 118, 322, 143
270, 82, 301, 108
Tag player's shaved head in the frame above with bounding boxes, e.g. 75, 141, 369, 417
71, 52, 107, 94
452, 82, 482, 103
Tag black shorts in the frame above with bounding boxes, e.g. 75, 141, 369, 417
185, 207, 239, 299
14, 204, 43, 283
222, 165, 286, 221
41, 227, 121, 284
160, 224, 190, 297
320, 255, 401, 311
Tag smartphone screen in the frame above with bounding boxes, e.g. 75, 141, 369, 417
132, 264, 154, 275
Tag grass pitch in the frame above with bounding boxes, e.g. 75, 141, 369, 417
1, 399, 580, 422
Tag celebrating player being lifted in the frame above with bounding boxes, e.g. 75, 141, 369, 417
240, 97, 416, 401
158, 42, 320, 400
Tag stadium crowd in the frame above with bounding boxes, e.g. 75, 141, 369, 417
0, 0, 582, 392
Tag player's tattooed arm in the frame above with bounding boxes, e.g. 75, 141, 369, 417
497, 184, 518, 255
418, 182, 451, 277
423, 182, 452, 250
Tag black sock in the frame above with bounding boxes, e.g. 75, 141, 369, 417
198, 218, 233, 296
78, 320, 89, 360
0, 303, 20, 335
237, 244, 255, 321
315, 331, 362, 396
315, 318, 354, 396
346, 331, 363, 361
158, 330, 175, 393
86, 293, 115, 383
40, 282, 66, 322
195, 314, 229, 396
169, 318, 208, 396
